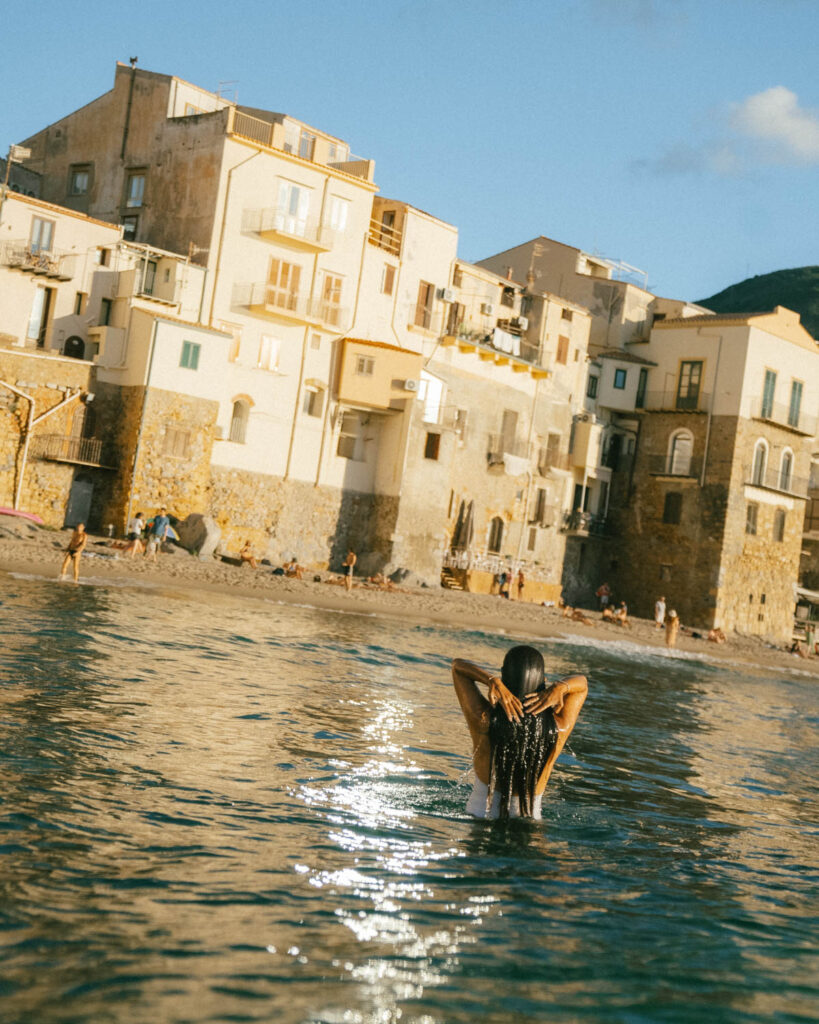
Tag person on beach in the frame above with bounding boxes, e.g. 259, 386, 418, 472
342, 549, 356, 592
240, 540, 258, 569
498, 572, 510, 599
452, 646, 587, 820
60, 523, 87, 582
665, 609, 680, 648
145, 507, 170, 561
516, 569, 525, 600
654, 596, 666, 630
613, 601, 631, 628
596, 582, 610, 610
283, 557, 303, 578
125, 512, 145, 558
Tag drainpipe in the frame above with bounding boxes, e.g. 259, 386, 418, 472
120, 62, 138, 161
515, 377, 541, 568
124, 318, 160, 529
207, 143, 262, 327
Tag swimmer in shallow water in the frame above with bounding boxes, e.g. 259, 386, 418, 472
452, 645, 587, 820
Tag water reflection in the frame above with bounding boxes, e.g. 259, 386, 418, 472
0, 575, 816, 1023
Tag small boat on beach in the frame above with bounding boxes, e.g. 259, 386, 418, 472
0, 508, 45, 526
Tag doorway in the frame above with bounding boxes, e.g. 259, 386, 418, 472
65, 473, 94, 527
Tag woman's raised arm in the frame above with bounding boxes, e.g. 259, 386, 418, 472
523, 674, 587, 736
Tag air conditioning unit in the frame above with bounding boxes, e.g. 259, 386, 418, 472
481, 302, 495, 316
438, 287, 455, 302
404, 379, 419, 392
513, 316, 529, 330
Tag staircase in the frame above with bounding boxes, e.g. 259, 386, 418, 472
441, 567, 465, 591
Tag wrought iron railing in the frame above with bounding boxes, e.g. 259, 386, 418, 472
368, 217, 402, 255
232, 283, 347, 327
640, 389, 711, 413
241, 208, 336, 249
231, 110, 276, 147
561, 510, 608, 535
442, 549, 552, 582
31, 434, 114, 467
2, 241, 75, 280
744, 464, 809, 497
487, 434, 531, 462
752, 396, 817, 435
645, 454, 704, 478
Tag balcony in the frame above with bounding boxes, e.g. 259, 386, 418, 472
538, 450, 573, 475
31, 434, 115, 469
752, 396, 817, 437
646, 454, 704, 478
2, 241, 75, 280
744, 465, 809, 498
640, 389, 711, 413
232, 283, 347, 328
368, 216, 402, 255
442, 326, 548, 378
487, 434, 531, 475
561, 510, 608, 536
241, 208, 336, 252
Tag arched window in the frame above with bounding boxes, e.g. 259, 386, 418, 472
488, 516, 504, 554
752, 440, 768, 486
779, 449, 793, 492
667, 430, 693, 476
773, 508, 786, 542
229, 399, 250, 443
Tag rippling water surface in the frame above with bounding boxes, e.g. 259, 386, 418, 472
0, 575, 816, 1024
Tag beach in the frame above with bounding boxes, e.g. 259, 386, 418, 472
2, 520, 815, 678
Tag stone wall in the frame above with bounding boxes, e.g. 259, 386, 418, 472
0, 349, 95, 525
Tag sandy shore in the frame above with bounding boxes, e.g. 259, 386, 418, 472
1, 522, 816, 679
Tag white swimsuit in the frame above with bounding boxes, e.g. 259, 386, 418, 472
466, 777, 543, 820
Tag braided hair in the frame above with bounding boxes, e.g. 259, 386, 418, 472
487, 645, 560, 818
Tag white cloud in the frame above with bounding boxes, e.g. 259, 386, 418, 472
732, 86, 819, 163
636, 86, 819, 176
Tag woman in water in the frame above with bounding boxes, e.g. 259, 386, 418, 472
452, 645, 587, 819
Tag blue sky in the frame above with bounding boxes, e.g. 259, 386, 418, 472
4, 0, 817, 302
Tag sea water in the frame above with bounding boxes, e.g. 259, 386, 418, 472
0, 574, 816, 1024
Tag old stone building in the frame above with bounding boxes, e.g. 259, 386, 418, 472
606, 307, 818, 642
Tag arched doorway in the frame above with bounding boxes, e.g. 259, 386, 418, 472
63, 336, 85, 359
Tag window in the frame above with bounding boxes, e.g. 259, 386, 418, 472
532, 488, 547, 524
99, 297, 112, 326
327, 142, 348, 162
283, 122, 299, 153
355, 355, 374, 376
613, 368, 627, 389
761, 369, 776, 419
267, 258, 301, 310
773, 508, 786, 542
217, 321, 242, 362
275, 181, 310, 236
122, 216, 138, 241
446, 301, 465, 336
527, 526, 537, 552
424, 432, 441, 460
303, 386, 324, 418
257, 335, 280, 371
660, 564, 672, 582
74, 292, 87, 315
327, 196, 349, 233
636, 368, 648, 408
337, 412, 362, 460
184, 103, 200, 116
752, 440, 767, 486
488, 517, 504, 554
69, 165, 90, 196
788, 380, 803, 428
419, 372, 444, 422
561, 308, 573, 321
745, 502, 758, 535
586, 375, 598, 399
140, 259, 157, 296
779, 450, 793, 491
415, 281, 435, 329
229, 400, 250, 443
500, 286, 515, 309
299, 131, 316, 160
310, 333, 322, 350
668, 430, 693, 476
126, 172, 145, 208
663, 492, 682, 524
163, 426, 190, 458
180, 340, 200, 370
26, 286, 54, 347
381, 264, 396, 295
322, 274, 342, 326
556, 336, 569, 364
676, 360, 703, 410
30, 217, 54, 253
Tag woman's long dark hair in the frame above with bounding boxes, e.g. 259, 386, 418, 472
488, 645, 559, 818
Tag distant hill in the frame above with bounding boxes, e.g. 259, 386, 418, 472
697, 266, 819, 340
